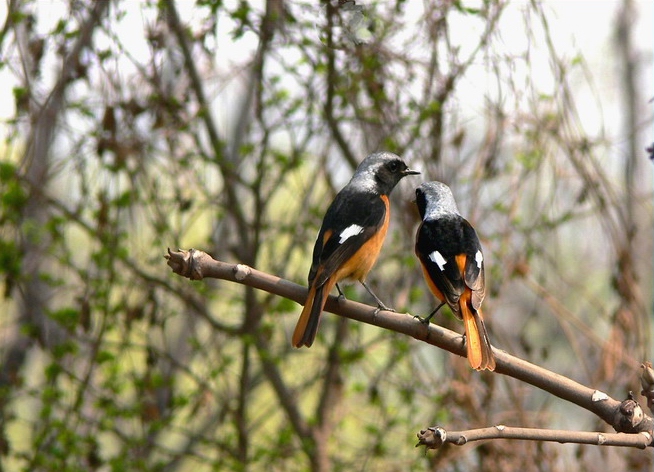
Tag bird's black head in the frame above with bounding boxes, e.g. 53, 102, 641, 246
354, 152, 419, 195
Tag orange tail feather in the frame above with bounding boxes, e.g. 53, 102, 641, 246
461, 301, 496, 371
292, 278, 335, 348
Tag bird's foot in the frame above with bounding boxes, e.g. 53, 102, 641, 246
414, 314, 431, 325
375, 302, 395, 314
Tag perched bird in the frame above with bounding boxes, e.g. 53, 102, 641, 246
292, 152, 420, 348
414, 181, 496, 371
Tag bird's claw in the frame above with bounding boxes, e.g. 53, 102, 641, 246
414, 315, 431, 325
377, 304, 395, 313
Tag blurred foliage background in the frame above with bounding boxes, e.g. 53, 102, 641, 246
0, 0, 652, 470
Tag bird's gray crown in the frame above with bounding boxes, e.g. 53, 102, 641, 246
417, 181, 460, 219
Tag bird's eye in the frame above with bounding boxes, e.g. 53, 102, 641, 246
387, 160, 400, 172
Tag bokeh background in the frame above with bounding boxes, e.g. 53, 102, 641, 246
0, 1, 652, 470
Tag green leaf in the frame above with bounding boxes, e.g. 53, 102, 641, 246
96, 350, 115, 364
0, 161, 16, 181
49, 307, 80, 330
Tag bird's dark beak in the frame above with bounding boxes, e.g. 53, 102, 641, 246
403, 168, 420, 176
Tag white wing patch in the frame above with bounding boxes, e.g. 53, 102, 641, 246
338, 224, 364, 244
429, 251, 447, 271
475, 250, 483, 269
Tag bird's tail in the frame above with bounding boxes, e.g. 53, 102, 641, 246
460, 298, 496, 371
292, 279, 333, 348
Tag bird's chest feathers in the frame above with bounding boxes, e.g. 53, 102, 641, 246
336, 195, 390, 282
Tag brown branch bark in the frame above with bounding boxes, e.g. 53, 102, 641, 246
165, 248, 654, 445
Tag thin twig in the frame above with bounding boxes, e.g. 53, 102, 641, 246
416, 424, 652, 450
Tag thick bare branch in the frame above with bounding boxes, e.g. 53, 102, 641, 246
165, 248, 653, 437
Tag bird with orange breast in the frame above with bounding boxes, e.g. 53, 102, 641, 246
292, 152, 420, 348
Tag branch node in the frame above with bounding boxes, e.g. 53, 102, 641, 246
415, 426, 446, 449
165, 248, 205, 280
591, 390, 609, 402
640, 362, 654, 412
496, 424, 506, 431
234, 264, 252, 281
597, 433, 607, 445
615, 395, 644, 432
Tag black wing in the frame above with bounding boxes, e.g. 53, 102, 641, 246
416, 215, 485, 311
460, 218, 485, 310
308, 187, 386, 288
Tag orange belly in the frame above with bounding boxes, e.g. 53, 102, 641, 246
334, 195, 389, 282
